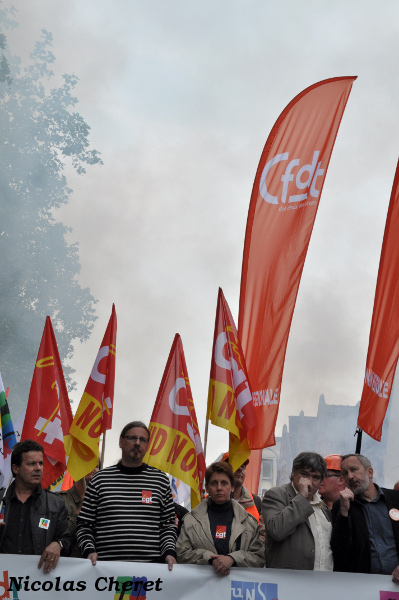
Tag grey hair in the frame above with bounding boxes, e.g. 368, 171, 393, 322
291, 452, 327, 480
341, 453, 371, 469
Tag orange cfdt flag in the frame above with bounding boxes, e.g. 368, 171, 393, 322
67, 304, 117, 481
21, 317, 73, 489
144, 334, 206, 508
207, 288, 257, 472
358, 161, 399, 441
238, 76, 356, 449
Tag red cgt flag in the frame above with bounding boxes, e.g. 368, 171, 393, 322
144, 334, 206, 508
207, 288, 256, 472
67, 305, 117, 481
22, 317, 73, 489
239, 76, 356, 449
358, 161, 399, 441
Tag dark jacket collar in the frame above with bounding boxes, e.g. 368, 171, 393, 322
6, 480, 42, 504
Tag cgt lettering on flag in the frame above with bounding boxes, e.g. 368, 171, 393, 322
231, 580, 278, 600
208, 381, 237, 428
21, 316, 72, 489
145, 334, 205, 508
212, 325, 253, 426
67, 305, 117, 481
207, 289, 257, 473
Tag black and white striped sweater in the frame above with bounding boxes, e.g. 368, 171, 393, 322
76, 462, 177, 562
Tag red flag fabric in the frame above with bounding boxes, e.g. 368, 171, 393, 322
243, 449, 262, 495
238, 76, 356, 449
144, 334, 206, 508
61, 470, 74, 491
357, 161, 399, 441
21, 317, 73, 489
207, 288, 257, 472
67, 304, 117, 481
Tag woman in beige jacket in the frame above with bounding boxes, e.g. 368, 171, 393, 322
177, 462, 264, 575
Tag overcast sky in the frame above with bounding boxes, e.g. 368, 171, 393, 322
5, 0, 399, 467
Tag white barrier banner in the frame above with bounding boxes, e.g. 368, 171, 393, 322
0, 555, 399, 600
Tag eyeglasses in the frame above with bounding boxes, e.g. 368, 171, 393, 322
325, 473, 341, 478
123, 435, 149, 444
299, 470, 321, 481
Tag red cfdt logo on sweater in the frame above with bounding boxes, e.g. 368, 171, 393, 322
215, 526, 226, 539
142, 490, 152, 504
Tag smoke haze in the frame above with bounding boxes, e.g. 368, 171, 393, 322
2, 1, 399, 476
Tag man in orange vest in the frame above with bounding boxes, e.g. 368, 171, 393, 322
222, 452, 264, 539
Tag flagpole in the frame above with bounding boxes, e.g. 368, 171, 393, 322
100, 432, 106, 469
203, 416, 210, 465
355, 427, 363, 454
0, 473, 13, 517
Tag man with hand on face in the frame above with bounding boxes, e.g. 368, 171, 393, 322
177, 461, 264, 575
76, 421, 177, 569
262, 451, 332, 570
331, 453, 399, 584
0, 440, 71, 572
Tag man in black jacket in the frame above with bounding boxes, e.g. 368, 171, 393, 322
331, 453, 399, 584
0, 439, 71, 572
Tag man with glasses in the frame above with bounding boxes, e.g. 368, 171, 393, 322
318, 454, 345, 509
262, 452, 332, 570
76, 421, 177, 569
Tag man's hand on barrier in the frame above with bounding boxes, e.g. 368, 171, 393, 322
88, 552, 98, 566
165, 554, 176, 571
38, 541, 61, 573
210, 555, 234, 576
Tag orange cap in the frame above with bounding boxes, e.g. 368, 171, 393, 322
324, 454, 341, 471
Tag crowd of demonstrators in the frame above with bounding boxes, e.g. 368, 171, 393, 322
76, 421, 177, 569
0, 439, 71, 572
331, 453, 399, 582
3, 434, 399, 586
318, 454, 345, 509
262, 452, 333, 570
176, 461, 264, 574
55, 465, 99, 557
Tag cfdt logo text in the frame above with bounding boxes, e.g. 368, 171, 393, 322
259, 150, 324, 206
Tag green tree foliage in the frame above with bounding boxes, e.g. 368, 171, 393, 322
0, 9, 101, 415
